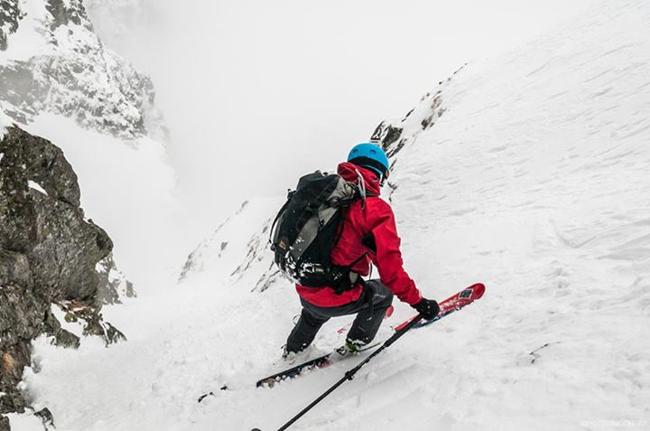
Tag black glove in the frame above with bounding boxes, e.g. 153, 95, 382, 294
412, 298, 440, 320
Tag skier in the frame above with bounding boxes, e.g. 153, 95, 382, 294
284, 143, 440, 357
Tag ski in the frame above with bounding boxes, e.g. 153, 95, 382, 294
197, 344, 380, 401
395, 282, 485, 331
256, 283, 485, 389
255, 342, 380, 388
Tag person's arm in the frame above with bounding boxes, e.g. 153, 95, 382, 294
365, 199, 422, 305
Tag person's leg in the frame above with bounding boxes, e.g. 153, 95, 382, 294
285, 307, 330, 354
347, 280, 394, 345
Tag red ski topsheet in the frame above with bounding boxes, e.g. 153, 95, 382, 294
395, 283, 486, 331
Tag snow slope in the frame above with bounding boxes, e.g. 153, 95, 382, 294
14, 0, 650, 430
179, 198, 283, 292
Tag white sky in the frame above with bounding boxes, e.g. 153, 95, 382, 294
89, 0, 594, 235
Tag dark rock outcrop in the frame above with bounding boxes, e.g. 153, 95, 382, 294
46, 0, 88, 30
0, 125, 122, 425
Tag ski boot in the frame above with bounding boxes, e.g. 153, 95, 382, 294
334, 338, 369, 356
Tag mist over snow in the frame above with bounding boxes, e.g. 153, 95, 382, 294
5, 0, 649, 430
86, 0, 596, 237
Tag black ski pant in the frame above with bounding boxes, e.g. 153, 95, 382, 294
286, 280, 394, 354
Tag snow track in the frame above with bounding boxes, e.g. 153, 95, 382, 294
12, 0, 650, 430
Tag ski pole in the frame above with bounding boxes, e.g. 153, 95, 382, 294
273, 314, 424, 431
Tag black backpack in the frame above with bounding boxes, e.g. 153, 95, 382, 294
269, 171, 362, 291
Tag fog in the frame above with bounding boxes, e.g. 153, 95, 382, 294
88, 0, 593, 238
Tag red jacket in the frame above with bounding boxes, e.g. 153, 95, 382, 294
296, 162, 423, 307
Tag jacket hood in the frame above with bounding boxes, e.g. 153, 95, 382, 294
337, 162, 382, 196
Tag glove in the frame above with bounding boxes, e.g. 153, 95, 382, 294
412, 298, 440, 320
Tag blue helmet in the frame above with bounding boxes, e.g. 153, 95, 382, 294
347, 143, 390, 179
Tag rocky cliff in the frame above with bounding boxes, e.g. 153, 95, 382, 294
0, 122, 124, 428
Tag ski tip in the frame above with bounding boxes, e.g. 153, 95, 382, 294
469, 283, 486, 299
251, 428, 262, 431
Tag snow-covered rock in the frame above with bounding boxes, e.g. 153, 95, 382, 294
0, 0, 163, 139
95, 254, 135, 305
